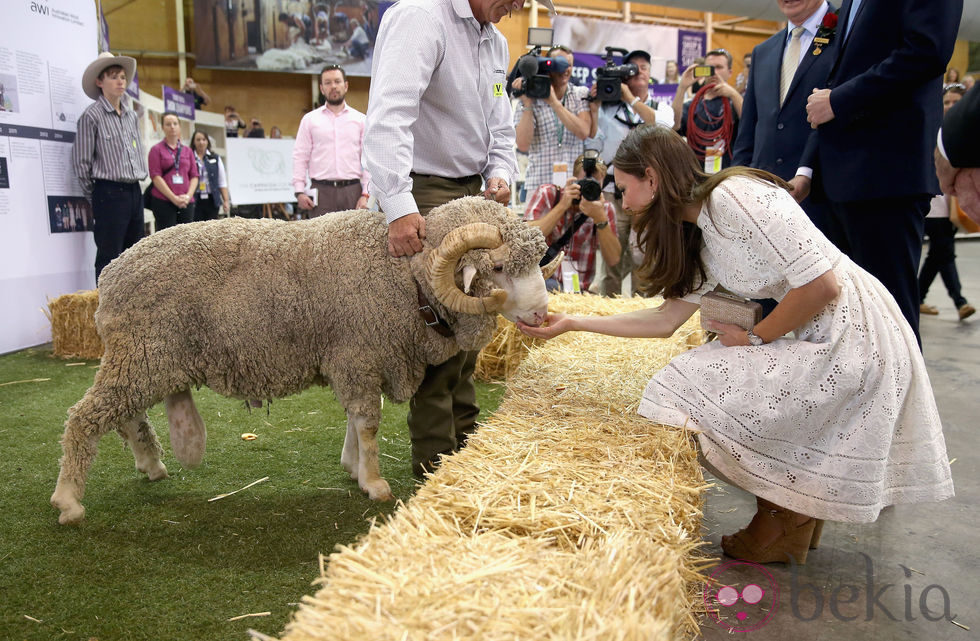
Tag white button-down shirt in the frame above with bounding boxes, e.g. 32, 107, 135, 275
364, 0, 517, 222
784, 1, 831, 66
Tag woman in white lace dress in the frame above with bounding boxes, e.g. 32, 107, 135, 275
520, 125, 953, 564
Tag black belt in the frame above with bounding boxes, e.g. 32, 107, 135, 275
410, 172, 481, 185
416, 282, 454, 338
311, 178, 360, 187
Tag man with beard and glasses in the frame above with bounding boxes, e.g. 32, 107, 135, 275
292, 64, 371, 217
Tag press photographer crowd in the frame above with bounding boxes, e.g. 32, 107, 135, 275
71, 0, 978, 572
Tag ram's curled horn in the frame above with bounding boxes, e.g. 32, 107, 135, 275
428, 223, 508, 314
541, 250, 564, 280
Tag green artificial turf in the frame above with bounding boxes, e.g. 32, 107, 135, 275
0, 346, 505, 641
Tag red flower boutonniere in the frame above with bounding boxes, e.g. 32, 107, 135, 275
813, 10, 839, 55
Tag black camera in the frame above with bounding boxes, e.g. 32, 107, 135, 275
510, 27, 570, 100
513, 50, 570, 99
595, 47, 638, 103
573, 150, 602, 205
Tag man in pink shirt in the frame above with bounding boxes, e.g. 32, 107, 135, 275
292, 64, 371, 217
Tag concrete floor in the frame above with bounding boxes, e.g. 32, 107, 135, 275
696, 237, 980, 640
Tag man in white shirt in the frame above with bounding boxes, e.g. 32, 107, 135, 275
292, 65, 370, 217
364, 0, 527, 477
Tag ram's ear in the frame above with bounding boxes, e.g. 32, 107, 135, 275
462, 265, 477, 294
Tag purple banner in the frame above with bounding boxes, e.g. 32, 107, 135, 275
126, 70, 140, 101
569, 52, 607, 88
99, 5, 110, 52
162, 85, 195, 120
677, 30, 707, 69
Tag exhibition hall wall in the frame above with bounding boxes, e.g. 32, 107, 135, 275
0, 0, 98, 354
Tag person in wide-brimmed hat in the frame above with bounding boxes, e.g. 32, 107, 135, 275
71, 51, 148, 282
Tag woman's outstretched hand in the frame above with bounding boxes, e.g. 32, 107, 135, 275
517, 313, 574, 339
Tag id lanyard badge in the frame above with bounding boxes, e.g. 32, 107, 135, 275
171, 141, 184, 184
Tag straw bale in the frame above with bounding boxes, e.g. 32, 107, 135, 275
475, 293, 705, 382
46, 290, 103, 360
277, 303, 711, 641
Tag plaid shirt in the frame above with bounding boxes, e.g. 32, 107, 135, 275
513, 85, 590, 199
524, 183, 617, 292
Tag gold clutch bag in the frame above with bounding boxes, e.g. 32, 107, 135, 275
699, 291, 763, 331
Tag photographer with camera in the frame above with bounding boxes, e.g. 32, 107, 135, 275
671, 49, 742, 170
525, 151, 620, 293
513, 45, 593, 202
588, 49, 673, 297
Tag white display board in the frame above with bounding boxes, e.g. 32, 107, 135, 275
224, 137, 297, 205
0, 0, 98, 354
551, 16, 682, 82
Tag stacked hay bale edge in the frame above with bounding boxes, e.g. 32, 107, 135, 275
276, 294, 714, 641
45, 290, 103, 360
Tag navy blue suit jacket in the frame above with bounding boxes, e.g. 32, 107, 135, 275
801, 0, 962, 202
733, 8, 839, 181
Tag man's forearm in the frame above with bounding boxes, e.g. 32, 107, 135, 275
528, 201, 569, 236
551, 101, 590, 140
632, 99, 657, 124
515, 107, 533, 152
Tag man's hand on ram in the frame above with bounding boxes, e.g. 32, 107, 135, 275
388, 213, 426, 257
483, 177, 511, 204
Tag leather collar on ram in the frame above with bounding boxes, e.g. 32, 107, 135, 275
416, 281, 454, 338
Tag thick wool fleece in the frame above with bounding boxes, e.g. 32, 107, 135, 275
95, 198, 546, 407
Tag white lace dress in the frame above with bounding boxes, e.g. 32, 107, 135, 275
638, 176, 954, 523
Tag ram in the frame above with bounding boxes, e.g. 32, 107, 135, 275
51, 197, 556, 525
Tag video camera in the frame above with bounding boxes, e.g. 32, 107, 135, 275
512, 27, 569, 100
573, 149, 602, 205
595, 46, 638, 103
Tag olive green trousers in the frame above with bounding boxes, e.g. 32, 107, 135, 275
406, 173, 483, 477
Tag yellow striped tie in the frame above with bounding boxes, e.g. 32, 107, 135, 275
780, 26, 805, 105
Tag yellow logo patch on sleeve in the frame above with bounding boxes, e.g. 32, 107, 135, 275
493, 83, 504, 97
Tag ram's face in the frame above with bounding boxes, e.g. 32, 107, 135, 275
487, 257, 548, 327
428, 214, 552, 324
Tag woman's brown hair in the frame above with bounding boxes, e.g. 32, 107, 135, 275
613, 124, 789, 298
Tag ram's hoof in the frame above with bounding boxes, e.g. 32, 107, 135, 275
58, 505, 86, 525
140, 461, 169, 481
51, 492, 86, 525
364, 479, 394, 502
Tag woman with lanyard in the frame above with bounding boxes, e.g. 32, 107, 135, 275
148, 111, 198, 230
191, 130, 230, 221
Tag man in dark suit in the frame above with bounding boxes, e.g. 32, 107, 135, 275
801, 0, 962, 342
733, 0, 839, 236
937, 85, 980, 223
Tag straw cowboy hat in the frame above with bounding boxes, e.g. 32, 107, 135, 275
81, 51, 137, 101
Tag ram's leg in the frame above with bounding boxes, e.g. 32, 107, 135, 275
116, 413, 167, 480
349, 408, 394, 501
52, 385, 151, 525
165, 390, 206, 468
340, 420, 359, 480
